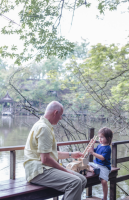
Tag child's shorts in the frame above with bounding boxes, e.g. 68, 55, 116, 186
88, 162, 110, 182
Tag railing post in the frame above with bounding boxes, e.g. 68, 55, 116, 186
110, 177, 116, 200
10, 150, 16, 179
112, 143, 117, 167
86, 128, 94, 197
88, 128, 94, 163
54, 146, 59, 200
110, 143, 117, 200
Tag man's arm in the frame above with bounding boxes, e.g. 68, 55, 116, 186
40, 153, 74, 174
58, 151, 83, 159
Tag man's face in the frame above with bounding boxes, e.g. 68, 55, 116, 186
53, 108, 63, 125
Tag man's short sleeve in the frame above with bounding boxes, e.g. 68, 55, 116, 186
36, 127, 53, 153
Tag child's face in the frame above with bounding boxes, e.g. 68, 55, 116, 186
98, 133, 108, 145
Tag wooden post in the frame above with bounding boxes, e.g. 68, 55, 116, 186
88, 128, 94, 163
10, 150, 16, 179
112, 143, 117, 167
86, 128, 94, 197
110, 178, 116, 200
110, 143, 117, 200
54, 146, 59, 200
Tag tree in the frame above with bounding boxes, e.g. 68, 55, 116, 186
0, 0, 129, 64
0, 58, 9, 98
62, 43, 129, 129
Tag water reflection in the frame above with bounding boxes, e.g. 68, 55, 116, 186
0, 116, 13, 138
0, 116, 129, 200
0, 116, 38, 180
1, 116, 13, 128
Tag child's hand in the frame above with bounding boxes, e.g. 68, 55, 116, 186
88, 147, 94, 154
91, 138, 96, 145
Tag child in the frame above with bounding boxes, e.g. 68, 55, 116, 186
88, 127, 113, 200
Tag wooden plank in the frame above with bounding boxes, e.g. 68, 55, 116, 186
0, 177, 26, 186
110, 167, 120, 172
112, 141, 129, 145
1, 141, 129, 151
0, 181, 29, 191
0, 184, 51, 198
117, 157, 129, 163
10, 151, 16, 180
116, 175, 129, 183
0, 146, 25, 151
57, 140, 89, 146
0, 141, 89, 152
0, 185, 63, 200
0, 140, 100, 152
111, 167, 120, 171
0, 188, 64, 200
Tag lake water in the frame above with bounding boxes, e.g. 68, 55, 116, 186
0, 115, 129, 200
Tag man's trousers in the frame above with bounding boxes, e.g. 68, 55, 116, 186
31, 168, 87, 200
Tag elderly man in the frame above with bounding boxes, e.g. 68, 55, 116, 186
24, 101, 87, 200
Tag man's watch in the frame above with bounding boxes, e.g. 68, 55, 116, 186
69, 152, 72, 158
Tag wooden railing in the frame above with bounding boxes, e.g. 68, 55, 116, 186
112, 141, 129, 184
0, 141, 91, 179
0, 128, 95, 180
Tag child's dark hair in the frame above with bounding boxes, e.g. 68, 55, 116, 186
98, 127, 113, 145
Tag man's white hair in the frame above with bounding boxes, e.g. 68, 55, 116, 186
45, 101, 63, 114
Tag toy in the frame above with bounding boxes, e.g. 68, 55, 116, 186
66, 136, 97, 175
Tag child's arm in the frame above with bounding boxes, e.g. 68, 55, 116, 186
92, 152, 105, 161
88, 147, 105, 161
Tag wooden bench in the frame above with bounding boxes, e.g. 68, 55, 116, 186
0, 167, 119, 200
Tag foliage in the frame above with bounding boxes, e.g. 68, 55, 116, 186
0, 42, 88, 105
1, 41, 129, 126
0, 0, 129, 64
0, 58, 9, 98
62, 42, 129, 125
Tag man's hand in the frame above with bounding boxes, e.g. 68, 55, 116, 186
71, 151, 83, 159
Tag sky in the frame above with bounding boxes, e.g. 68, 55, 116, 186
0, 1, 129, 64
60, 2, 129, 46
